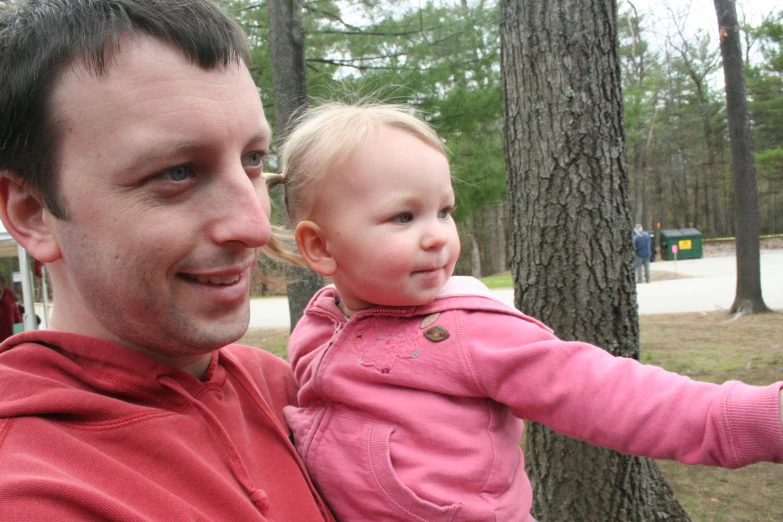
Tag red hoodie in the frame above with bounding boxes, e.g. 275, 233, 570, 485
0, 331, 334, 521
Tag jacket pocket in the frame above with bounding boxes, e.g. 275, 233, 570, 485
367, 422, 461, 522
308, 409, 461, 522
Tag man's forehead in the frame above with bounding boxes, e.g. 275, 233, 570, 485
54, 35, 251, 102
50, 36, 263, 135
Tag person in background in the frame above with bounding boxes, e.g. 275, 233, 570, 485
633, 223, 652, 284
0, 274, 22, 341
0, 1, 332, 520
15, 301, 40, 329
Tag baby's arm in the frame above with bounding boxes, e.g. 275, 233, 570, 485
460, 309, 783, 468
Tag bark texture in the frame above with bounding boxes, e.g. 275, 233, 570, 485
268, 0, 308, 139
713, 0, 770, 314
486, 202, 508, 274
500, 0, 690, 519
268, 0, 323, 329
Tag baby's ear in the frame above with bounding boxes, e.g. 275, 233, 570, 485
0, 173, 61, 263
294, 220, 337, 277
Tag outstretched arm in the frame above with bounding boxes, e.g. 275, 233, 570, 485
465, 312, 783, 468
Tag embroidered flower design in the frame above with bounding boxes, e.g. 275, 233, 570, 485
353, 328, 420, 374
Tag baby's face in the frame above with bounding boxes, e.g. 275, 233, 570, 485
311, 126, 460, 313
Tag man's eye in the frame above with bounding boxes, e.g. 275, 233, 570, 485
438, 206, 454, 219
243, 151, 265, 168
159, 165, 192, 182
393, 213, 413, 224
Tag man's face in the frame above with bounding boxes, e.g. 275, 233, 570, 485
46, 37, 272, 366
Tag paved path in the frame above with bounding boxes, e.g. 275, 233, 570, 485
249, 250, 783, 328
249, 296, 292, 329
635, 249, 783, 314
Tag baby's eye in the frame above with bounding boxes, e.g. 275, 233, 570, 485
438, 206, 454, 219
158, 165, 192, 182
393, 212, 414, 224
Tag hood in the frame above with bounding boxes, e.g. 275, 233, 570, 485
0, 330, 217, 421
305, 276, 551, 332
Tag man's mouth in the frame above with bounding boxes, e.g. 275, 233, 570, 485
183, 274, 241, 285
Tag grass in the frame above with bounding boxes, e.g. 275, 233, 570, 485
240, 310, 783, 521
479, 269, 688, 289
240, 327, 289, 359
641, 311, 783, 522
479, 272, 512, 288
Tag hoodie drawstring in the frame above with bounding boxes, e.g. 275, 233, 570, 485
157, 376, 270, 516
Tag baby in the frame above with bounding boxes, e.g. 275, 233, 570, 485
265, 102, 783, 522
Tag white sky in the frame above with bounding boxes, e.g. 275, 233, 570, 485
623, 0, 781, 40
618, 0, 782, 84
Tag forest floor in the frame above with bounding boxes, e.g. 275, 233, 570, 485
241, 309, 783, 521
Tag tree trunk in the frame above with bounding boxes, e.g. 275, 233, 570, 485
268, 0, 307, 138
633, 139, 645, 226
713, 0, 770, 314
500, 0, 690, 520
464, 214, 483, 278
690, 75, 720, 237
470, 233, 482, 279
696, 85, 722, 238
488, 201, 507, 274
268, 0, 324, 329
474, 204, 508, 276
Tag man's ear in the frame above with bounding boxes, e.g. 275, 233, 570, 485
295, 220, 337, 277
0, 173, 61, 263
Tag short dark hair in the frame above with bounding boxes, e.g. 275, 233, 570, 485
0, 0, 251, 219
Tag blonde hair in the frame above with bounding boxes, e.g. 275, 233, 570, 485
267, 101, 446, 225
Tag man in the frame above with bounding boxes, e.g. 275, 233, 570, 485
633, 224, 652, 284
0, 274, 22, 342
0, 1, 332, 520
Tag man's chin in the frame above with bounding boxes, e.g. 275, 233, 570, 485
206, 319, 250, 348
175, 311, 250, 351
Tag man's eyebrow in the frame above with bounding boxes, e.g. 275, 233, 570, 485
251, 124, 272, 147
143, 140, 205, 159
114, 141, 203, 181
141, 127, 271, 160
250, 130, 271, 148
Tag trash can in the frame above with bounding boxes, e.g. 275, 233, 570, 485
659, 228, 703, 260
649, 232, 656, 262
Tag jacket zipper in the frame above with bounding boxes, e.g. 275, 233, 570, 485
306, 305, 409, 399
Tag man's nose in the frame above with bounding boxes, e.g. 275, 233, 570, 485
210, 169, 272, 249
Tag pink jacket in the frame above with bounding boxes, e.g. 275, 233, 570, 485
285, 277, 783, 522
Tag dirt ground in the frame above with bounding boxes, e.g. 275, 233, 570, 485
702, 236, 783, 257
